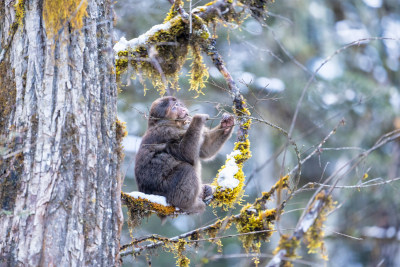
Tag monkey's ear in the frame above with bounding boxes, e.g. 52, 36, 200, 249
150, 98, 169, 119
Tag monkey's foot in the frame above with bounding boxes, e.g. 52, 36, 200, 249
203, 185, 216, 205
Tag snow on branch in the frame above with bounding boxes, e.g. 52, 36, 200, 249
121, 191, 179, 229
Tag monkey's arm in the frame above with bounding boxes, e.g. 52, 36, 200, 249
178, 114, 208, 164
200, 114, 234, 160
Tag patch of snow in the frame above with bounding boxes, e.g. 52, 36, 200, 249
113, 36, 128, 52
126, 191, 171, 206
113, 19, 176, 54
217, 150, 241, 189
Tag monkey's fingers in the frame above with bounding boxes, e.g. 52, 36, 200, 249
203, 195, 214, 205
221, 113, 235, 128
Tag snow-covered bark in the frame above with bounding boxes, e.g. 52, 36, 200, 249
0, 1, 122, 265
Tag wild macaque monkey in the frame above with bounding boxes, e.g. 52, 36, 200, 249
135, 96, 235, 213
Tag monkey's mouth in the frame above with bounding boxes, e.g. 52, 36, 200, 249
182, 114, 192, 125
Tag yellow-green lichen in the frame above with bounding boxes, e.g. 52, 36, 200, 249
164, 239, 191, 267
233, 101, 251, 117
14, 0, 25, 26
115, 12, 213, 96
204, 217, 232, 252
116, 16, 188, 96
273, 234, 301, 267
188, 44, 209, 98
164, 3, 178, 23
303, 192, 335, 260
43, 0, 88, 38
235, 206, 276, 253
205, 217, 233, 238
211, 155, 246, 210
176, 239, 190, 267
121, 192, 177, 229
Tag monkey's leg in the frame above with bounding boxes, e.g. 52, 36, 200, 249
167, 164, 206, 213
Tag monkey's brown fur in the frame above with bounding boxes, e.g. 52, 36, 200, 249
135, 96, 234, 213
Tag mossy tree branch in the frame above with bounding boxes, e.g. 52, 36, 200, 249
120, 175, 290, 258
266, 190, 335, 267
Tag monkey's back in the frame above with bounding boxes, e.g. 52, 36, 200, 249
134, 124, 188, 196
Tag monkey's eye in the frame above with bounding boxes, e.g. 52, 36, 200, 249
171, 102, 179, 110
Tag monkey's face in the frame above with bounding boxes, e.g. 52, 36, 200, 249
168, 99, 189, 121
149, 97, 190, 125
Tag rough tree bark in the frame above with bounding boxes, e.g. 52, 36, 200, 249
0, 0, 122, 265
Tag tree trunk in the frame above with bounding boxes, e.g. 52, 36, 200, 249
0, 0, 123, 265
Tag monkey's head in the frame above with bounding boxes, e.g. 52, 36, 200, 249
148, 96, 190, 127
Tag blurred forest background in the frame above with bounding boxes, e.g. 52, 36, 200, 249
114, 0, 400, 266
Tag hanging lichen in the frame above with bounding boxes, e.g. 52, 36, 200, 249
303, 191, 335, 260
114, 5, 213, 96
273, 235, 301, 267
235, 205, 276, 253
121, 192, 177, 229
188, 44, 209, 98
114, 15, 189, 96
43, 0, 88, 38
164, 2, 178, 23
164, 239, 191, 267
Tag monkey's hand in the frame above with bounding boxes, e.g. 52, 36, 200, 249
202, 184, 215, 205
192, 114, 209, 125
221, 113, 235, 134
